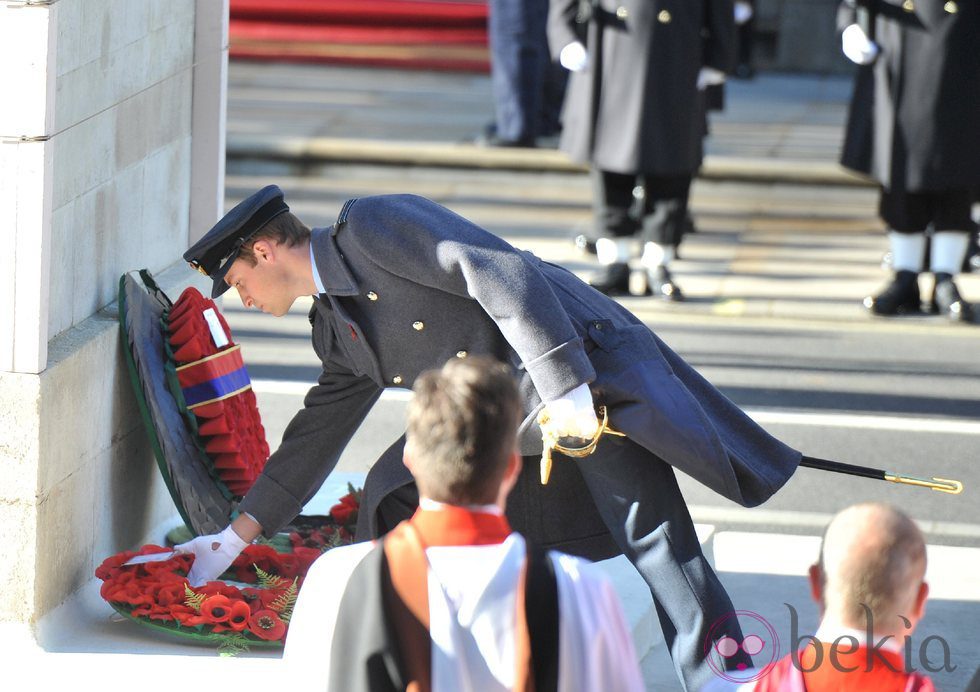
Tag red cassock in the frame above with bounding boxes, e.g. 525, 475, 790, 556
755, 645, 934, 692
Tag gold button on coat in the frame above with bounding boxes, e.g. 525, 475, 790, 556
413, 321, 424, 331
657, 9, 671, 23
944, 1, 958, 13
902, 0, 914, 11
615, 6, 628, 19
392, 375, 403, 385
366, 291, 378, 301
456, 350, 468, 358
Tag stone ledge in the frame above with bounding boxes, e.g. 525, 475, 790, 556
227, 133, 874, 187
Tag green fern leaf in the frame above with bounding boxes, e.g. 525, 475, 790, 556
270, 578, 299, 623
254, 564, 287, 590
184, 584, 205, 612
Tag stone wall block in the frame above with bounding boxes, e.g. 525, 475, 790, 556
0, 501, 37, 623
0, 373, 41, 504
50, 109, 115, 211
46, 199, 76, 340
142, 138, 192, 272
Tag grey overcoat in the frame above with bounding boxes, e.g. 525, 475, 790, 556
838, 0, 980, 192
237, 195, 800, 537
547, 0, 735, 175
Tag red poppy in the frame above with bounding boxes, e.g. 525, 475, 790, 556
226, 601, 251, 632
329, 494, 359, 525
201, 595, 233, 623
248, 609, 286, 641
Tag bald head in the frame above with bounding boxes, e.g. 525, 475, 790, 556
816, 503, 927, 631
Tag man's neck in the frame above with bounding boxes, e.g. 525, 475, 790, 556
419, 496, 503, 516
304, 239, 323, 296
815, 617, 905, 655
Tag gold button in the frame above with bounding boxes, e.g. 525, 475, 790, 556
366, 291, 378, 301
413, 321, 424, 331
944, 0, 957, 12
902, 0, 914, 11
657, 9, 671, 23
392, 375, 403, 385
615, 6, 628, 19
456, 350, 468, 358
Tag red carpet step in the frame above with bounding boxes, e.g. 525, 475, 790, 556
230, 0, 490, 72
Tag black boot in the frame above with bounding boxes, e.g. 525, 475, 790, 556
864, 270, 921, 315
589, 263, 630, 295
648, 265, 685, 302
930, 273, 976, 322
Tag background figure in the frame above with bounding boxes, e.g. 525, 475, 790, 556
838, 0, 980, 322
285, 357, 645, 692
733, 0, 756, 79
483, 0, 568, 147
549, 0, 735, 301
705, 502, 934, 690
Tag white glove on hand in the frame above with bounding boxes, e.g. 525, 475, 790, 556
734, 1, 754, 25
541, 383, 599, 440
697, 67, 727, 90
841, 23, 879, 65
174, 524, 249, 586
560, 41, 589, 72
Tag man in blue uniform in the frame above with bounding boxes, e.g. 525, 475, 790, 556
178, 186, 801, 690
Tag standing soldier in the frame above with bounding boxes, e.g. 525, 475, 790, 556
549, 0, 735, 300
839, 0, 980, 321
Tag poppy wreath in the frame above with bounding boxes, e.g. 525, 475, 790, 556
96, 487, 361, 654
163, 287, 270, 498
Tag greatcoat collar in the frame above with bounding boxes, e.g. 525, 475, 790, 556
310, 226, 360, 296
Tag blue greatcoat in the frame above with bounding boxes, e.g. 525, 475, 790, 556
236, 194, 801, 689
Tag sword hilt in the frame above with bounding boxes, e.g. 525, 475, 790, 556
539, 406, 625, 484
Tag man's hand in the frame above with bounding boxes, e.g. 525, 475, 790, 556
174, 524, 250, 586
841, 23, 880, 65
541, 383, 599, 440
697, 67, 727, 90
560, 41, 589, 72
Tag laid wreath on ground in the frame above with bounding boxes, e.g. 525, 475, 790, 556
96, 486, 361, 654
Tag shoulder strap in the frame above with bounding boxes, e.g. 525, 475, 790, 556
524, 544, 560, 692
336, 198, 358, 228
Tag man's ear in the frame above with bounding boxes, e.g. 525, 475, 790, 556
912, 581, 929, 623
808, 563, 824, 611
402, 450, 414, 473
251, 239, 275, 262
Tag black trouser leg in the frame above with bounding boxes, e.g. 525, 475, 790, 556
639, 174, 693, 248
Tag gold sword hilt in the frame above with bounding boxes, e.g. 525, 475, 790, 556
538, 405, 625, 485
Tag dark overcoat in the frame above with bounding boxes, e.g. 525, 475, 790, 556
237, 195, 800, 538
839, 0, 980, 192
547, 0, 735, 175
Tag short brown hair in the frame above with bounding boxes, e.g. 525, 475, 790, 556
238, 211, 311, 266
405, 357, 521, 505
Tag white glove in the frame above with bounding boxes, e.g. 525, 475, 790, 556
841, 23, 879, 65
174, 524, 249, 586
560, 41, 589, 72
697, 66, 727, 90
734, 1, 753, 25
541, 383, 599, 439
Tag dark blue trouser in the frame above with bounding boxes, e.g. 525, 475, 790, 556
488, 0, 567, 142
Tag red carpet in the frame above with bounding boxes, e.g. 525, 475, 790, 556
230, 0, 490, 72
